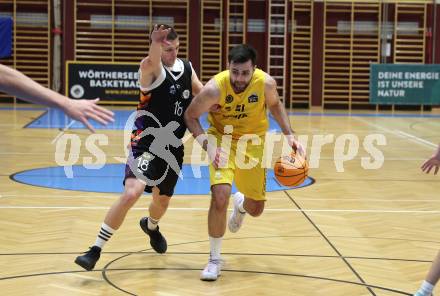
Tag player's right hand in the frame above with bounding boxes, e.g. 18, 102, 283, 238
207, 144, 228, 169
150, 24, 171, 45
286, 134, 306, 158
421, 155, 440, 175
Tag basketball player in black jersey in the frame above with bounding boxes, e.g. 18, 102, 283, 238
75, 24, 203, 271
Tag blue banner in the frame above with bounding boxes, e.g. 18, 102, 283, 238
0, 17, 12, 58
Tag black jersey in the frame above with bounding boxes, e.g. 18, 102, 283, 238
133, 59, 193, 143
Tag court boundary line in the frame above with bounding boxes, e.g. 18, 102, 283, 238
353, 117, 436, 150
3, 193, 440, 202
284, 190, 377, 296
2, 205, 440, 214
0, 250, 434, 264
99, 237, 412, 295
396, 130, 438, 148
0, 267, 411, 295
22, 110, 48, 129
21, 108, 440, 131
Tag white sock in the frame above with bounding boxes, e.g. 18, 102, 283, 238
94, 223, 115, 249
209, 236, 222, 261
147, 217, 159, 231
418, 280, 434, 295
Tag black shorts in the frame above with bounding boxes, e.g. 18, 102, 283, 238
124, 145, 184, 197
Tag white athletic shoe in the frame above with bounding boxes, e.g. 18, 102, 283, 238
200, 258, 222, 281
414, 291, 434, 296
228, 192, 245, 233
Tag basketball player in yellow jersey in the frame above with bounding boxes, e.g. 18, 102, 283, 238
185, 44, 305, 281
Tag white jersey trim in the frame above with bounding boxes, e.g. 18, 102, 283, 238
139, 59, 187, 92
165, 58, 185, 81
139, 65, 166, 93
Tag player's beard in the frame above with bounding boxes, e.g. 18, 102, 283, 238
231, 80, 248, 93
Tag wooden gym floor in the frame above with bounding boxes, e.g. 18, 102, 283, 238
0, 104, 440, 295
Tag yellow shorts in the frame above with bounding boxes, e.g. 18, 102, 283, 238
208, 132, 266, 201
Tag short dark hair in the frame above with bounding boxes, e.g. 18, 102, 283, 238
228, 44, 257, 65
150, 24, 178, 42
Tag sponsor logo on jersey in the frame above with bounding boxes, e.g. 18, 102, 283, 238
222, 113, 248, 119
225, 95, 233, 104
182, 89, 190, 99
248, 93, 258, 103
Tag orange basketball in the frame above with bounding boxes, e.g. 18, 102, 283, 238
274, 152, 308, 187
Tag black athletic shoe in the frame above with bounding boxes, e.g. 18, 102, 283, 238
140, 217, 167, 253
75, 246, 101, 271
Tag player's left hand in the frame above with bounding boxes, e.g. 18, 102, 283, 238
65, 98, 115, 133
286, 134, 306, 158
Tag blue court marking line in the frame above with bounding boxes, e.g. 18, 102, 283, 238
25, 109, 129, 130
11, 164, 314, 195
23, 110, 48, 128
24, 109, 284, 131
287, 111, 440, 118
23, 108, 440, 130
0, 107, 48, 111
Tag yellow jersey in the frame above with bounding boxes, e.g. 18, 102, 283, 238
208, 68, 268, 138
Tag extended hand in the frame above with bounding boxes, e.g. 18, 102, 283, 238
421, 155, 440, 175
65, 98, 114, 133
